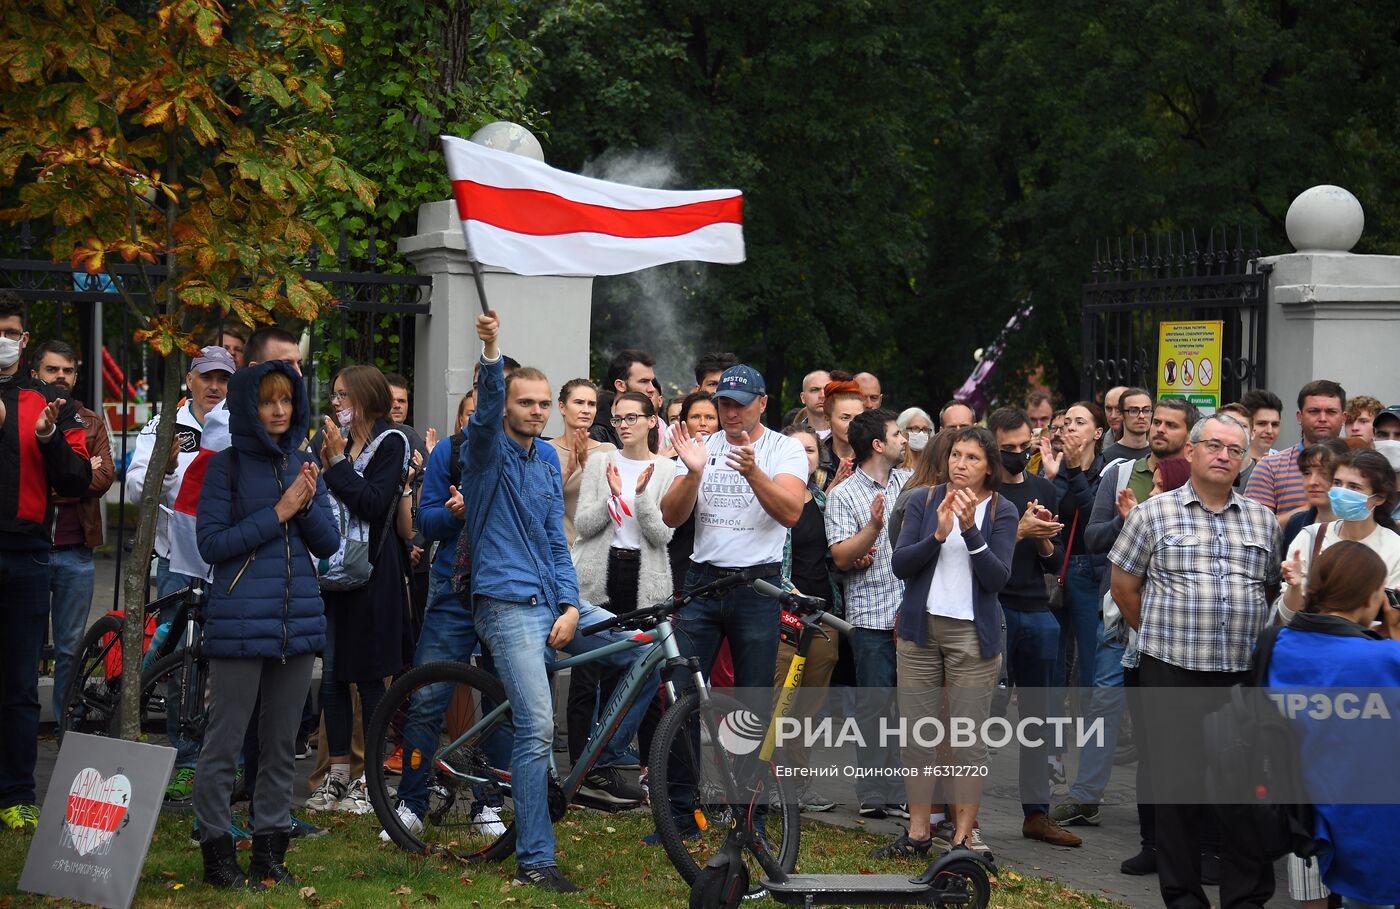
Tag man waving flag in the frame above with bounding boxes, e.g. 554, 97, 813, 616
442, 135, 744, 276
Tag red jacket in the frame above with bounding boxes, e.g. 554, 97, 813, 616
0, 374, 92, 550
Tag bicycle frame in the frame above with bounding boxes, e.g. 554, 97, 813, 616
426, 612, 698, 800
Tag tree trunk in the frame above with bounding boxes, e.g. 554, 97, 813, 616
118, 358, 185, 739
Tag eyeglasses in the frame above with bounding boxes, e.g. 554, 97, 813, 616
1196, 439, 1246, 460
330, 391, 348, 402
609, 413, 646, 426
0, 329, 23, 341
1123, 406, 1152, 416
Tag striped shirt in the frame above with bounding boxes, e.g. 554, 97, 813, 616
1243, 443, 1306, 516
824, 467, 910, 630
1109, 481, 1281, 672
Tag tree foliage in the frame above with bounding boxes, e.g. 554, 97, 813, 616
530, 0, 1400, 409
0, 0, 374, 737
307, 0, 538, 250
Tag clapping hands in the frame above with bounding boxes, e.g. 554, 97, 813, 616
275, 461, 320, 522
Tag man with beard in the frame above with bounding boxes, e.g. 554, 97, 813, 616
32, 341, 114, 721
461, 309, 653, 893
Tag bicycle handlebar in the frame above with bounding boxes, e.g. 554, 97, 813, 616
578, 571, 751, 636
751, 578, 855, 635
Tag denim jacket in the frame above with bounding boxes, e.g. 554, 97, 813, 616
460, 356, 579, 610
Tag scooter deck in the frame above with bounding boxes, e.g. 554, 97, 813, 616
762, 874, 940, 906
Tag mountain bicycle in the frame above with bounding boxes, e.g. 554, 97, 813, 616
58, 582, 209, 747
364, 573, 801, 892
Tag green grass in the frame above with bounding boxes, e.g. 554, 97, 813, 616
0, 811, 1128, 909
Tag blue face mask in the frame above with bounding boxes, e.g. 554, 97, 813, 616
1328, 486, 1375, 522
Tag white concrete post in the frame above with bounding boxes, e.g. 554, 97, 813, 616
399, 125, 594, 437
1259, 185, 1400, 447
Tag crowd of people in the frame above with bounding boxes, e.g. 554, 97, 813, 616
1, 286, 1398, 906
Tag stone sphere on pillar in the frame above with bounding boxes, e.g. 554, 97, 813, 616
468, 122, 545, 163
1285, 185, 1364, 252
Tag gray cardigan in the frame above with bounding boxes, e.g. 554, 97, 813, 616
571, 452, 676, 611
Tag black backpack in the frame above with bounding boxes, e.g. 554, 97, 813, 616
1203, 623, 1321, 864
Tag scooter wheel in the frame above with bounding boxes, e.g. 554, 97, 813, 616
689, 864, 748, 909
931, 858, 992, 909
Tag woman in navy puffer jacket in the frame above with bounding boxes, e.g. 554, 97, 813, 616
193, 360, 339, 891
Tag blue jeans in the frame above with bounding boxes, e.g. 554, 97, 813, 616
0, 549, 52, 808
1003, 608, 1059, 816
675, 568, 781, 690
474, 596, 656, 869
1054, 556, 1102, 695
665, 569, 781, 822
49, 546, 95, 718
847, 626, 904, 806
154, 557, 201, 769
1066, 620, 1127, 803
397, 582, 510, 817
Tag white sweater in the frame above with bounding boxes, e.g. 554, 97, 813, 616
572, 453, 677, 611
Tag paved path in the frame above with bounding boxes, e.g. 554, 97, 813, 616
38, 553, 1290, 907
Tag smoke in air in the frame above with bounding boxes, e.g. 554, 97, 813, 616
584, 147, 710, 402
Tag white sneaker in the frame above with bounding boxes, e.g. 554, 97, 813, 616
305, 776, 348, 812
964, 828, 991, 855
336, 777, 373, 815
379, 803, 424, 842
473, 805, 507, 838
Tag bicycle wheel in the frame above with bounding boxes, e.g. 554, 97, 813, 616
58, 614, 125, 741
365, 661, 516, 860
648, 690, 799, 896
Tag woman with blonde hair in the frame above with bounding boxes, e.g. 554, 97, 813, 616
551, 378, 616, 547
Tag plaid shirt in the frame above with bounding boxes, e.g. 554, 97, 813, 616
1109, 481, 1281, 672
824, 466, 910, 630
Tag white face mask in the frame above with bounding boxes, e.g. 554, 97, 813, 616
1375, 439, 1400, 472
906, 430, 930, 452
0, 334, 23, 369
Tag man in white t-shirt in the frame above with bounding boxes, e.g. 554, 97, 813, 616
660, 363, 807, 833
663, 366, 807, 656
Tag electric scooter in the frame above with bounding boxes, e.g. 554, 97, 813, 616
686, 580, 995, 909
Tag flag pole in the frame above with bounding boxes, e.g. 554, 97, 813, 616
467, 256, 491, 316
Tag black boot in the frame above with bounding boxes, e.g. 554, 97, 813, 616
249, 831, 295, 886
200, 834, 251, 890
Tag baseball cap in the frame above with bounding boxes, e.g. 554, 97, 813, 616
1374, 405, 1400, 428
190, 346, 236, 375
713, 365, 766, 405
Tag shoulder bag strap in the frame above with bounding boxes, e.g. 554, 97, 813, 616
1310, 522, 1329, 567
1058, 511, 1078, 587
1252, 622, 1285, 686
227, 448, 241, 523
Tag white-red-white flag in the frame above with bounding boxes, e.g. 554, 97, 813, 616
442, 135, 744, 276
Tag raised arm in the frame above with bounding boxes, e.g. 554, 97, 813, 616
465, 309, 503, 472
661, 420, 705, 527
418, 435, 462, 543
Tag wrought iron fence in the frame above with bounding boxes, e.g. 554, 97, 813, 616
1080, 227, 1269, 405
0, 217, 430, 607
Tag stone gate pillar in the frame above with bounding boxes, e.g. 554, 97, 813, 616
1259, 185, 1400, 447
400, 125, 593, 437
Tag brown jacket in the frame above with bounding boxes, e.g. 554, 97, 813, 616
51, 402, 114, 548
